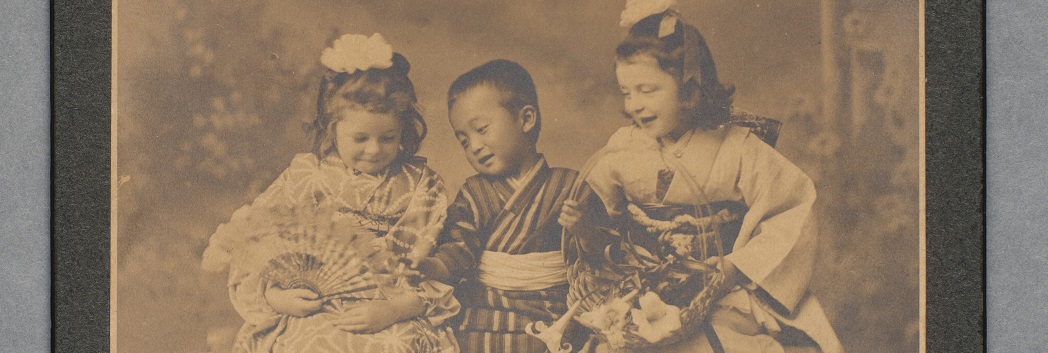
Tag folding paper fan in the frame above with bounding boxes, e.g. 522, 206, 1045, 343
234, 204, 402, 301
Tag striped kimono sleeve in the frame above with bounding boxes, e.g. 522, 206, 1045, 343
433, 181, 486, 281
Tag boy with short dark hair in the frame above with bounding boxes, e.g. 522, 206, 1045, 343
418, 59, 584, 352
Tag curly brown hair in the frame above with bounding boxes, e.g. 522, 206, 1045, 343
616, 12, 735, 130
309, 52, 427, 163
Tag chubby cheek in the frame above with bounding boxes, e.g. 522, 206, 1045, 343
483, 157, 515, 176
336, 143, 363, 169
464, 151, 503, 176
365, 143, 399, 165
463, 151, 487, 169
338, 142, 396, 172
336, 141, 363, 161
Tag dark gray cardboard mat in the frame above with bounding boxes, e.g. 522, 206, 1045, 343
46, 0, 988, 352
53, 0, 111, 352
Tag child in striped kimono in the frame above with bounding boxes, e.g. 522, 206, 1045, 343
415, 59, 588, 353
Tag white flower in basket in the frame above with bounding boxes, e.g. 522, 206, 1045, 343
631, 291, 682, 343
577, 289, 639, 349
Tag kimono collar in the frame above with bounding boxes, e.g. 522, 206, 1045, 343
320, 154, 393, 181
605, 126, 663, 152
507, 154, 547, 189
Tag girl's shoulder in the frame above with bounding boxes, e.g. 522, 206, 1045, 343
278, 153, 333, 178
726, 112, 783, 148
288, 152, 324, 168
724, 124, 754, 145
606, 126, 635, 147
721, 125, 776, 162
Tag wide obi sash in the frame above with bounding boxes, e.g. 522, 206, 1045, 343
624, 200, 748, 260
477, 250, 568, 291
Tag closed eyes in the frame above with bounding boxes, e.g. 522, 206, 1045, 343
351, 135, 398, 144
621, 85, 658, 97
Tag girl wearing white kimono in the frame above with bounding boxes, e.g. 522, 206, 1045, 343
559, 7, 843, 353
201, 34, 459, 353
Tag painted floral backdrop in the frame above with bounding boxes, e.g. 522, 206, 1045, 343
115, 1, 920, 352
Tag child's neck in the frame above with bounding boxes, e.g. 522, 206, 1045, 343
507, 152, 542, 183
662, 124, 695, 143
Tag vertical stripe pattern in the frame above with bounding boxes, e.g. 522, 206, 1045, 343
434, 160, 582, 353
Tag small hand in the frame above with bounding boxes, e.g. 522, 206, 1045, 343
332, 300, 401, 334
558, 200, 583, 233
414, 257, 450, 281
706, 256, 738, 285
265, 286, 323, 317
560, 200, 618, 257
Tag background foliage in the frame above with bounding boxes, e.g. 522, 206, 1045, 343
115, 1, 920, 352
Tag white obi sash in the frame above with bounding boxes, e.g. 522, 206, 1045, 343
477, 250, 568, 291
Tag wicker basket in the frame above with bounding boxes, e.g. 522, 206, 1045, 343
566, 202, 736, 350
560, 115, 781, 350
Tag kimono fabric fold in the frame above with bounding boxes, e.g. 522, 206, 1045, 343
576, 126, 843, 353
203, 153, 460, 353
434, 156, 587, 353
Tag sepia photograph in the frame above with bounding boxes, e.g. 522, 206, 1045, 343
112, 0, 923, 352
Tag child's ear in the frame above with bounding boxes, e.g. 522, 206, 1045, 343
517, 105, 538, 134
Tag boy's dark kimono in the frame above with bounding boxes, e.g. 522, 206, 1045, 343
434, 157, 584, 353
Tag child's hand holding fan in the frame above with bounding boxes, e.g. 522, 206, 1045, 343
264, 285, 323, 317
227, 203, 404, 309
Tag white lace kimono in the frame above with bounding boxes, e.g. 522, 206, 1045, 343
202, 153, 460, 353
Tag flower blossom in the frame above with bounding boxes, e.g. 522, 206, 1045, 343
577, 290, 638, 349
320, 33, 394, 74
668, 233, 694, 257
620, 0, 676, 27
631, 291, 682, 343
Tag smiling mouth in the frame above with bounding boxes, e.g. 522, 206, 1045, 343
639, 116, 657, 126
478, 155, 495, 165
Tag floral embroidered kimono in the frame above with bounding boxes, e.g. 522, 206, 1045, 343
574, 125, 843, 353
432, 157, 585, 353
202, 153, 461, 353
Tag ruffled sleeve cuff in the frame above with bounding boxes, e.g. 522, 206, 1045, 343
227, 268, 283, 328
414, 279, 461, 326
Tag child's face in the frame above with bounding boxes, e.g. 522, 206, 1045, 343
334, 109, 402, 174
616, 54, 688, 139
449, 85, 536, 177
